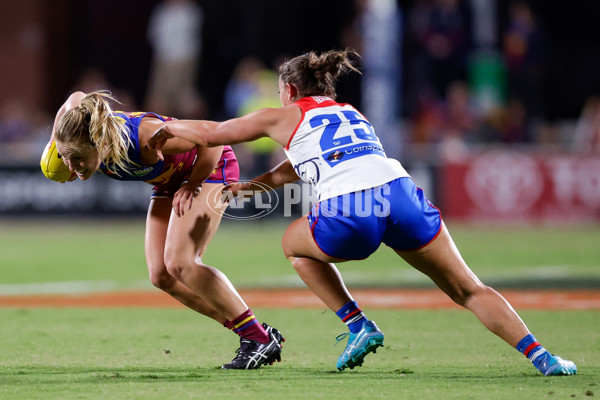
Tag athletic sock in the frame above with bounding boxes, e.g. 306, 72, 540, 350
516, 333, 551, 369
230, 309, 269, 344
335, 301, 367, 334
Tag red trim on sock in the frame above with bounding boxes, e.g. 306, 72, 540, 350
342, 309, 362, 322
524, 341, 541, 357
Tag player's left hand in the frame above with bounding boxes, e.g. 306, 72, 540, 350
173, 180, 202, 217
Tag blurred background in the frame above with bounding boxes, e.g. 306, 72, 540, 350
1, 0, 599, 222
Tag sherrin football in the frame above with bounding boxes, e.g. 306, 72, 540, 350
40, 139, 76, 182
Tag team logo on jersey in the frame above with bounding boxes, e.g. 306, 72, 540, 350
147, 161, 183, 185
326, 150, 344, 163
294, 158, 320, 186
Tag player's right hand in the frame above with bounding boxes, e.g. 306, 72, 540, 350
222, 182, 263, 199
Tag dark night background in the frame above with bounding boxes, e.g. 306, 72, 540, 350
48, 0, 600, 122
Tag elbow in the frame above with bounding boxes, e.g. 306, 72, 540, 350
203, 131, 224, 147
190, 135, 210, 147
205, 139, 219, 147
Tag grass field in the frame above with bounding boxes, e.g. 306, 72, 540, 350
1, 308, 598, 399
1, 218, 599, 399
2, 218, 600, 292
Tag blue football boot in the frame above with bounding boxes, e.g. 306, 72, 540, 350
537, 353, 577, 376
336, 320, 384, 371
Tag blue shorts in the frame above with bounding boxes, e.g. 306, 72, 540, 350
307, 177, 442, 260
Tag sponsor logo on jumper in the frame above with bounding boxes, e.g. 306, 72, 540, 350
326, 151, 344, 163
323, 143, 385, 167
131, 167, 154, 176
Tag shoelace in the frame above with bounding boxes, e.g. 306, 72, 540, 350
335, 332, 350, 346
233, 339, 253, 355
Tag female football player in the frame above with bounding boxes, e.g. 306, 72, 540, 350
147, 49, 577, 376
48, 91, 283, 369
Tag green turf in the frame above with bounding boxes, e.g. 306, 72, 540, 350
0, 308, 597, 399
1, 219, 599, 398
1, 218, 599, 291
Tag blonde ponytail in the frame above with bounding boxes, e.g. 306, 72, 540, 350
56, 91, 133, 176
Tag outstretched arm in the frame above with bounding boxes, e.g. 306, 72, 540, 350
250, 158, 299, 190
149, 106, 301, 159
150, 109, 274, 149
226, 159, 300, 197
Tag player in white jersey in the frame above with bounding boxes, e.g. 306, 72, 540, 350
284, 95, 409, 200
148, 49, 576, 376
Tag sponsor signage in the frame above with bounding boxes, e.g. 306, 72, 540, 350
441, 150, 600, 221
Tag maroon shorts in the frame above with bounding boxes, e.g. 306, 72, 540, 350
151, 146, 239, 198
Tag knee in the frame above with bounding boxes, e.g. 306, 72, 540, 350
287, 255, 299, 270
449, 283, 493, 307
163, 248, 189, 280
163, 247, 211, 281
281, 235, 293, 259
149, 268, 177, 291
281, 221, 303, 259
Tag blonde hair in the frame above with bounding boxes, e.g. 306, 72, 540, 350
278, 49, 361, 100
55, 91, 132, 176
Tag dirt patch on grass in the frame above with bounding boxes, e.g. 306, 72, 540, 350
1, 288, 599, 310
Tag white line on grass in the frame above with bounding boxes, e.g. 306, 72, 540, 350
0, 280, 151, 295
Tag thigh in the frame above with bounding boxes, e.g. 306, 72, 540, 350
165, 183, 225, 260
282, 216, 343, 263
396, 222, 483, 296
382, 178, 442, 251
145, 197, 171, 275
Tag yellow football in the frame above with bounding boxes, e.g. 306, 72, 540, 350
40, 139, 76, 182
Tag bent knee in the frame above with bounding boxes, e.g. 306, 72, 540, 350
448, 283, 493, 307
281, 218, 312, 259
149, 268, 177, 291
163, 251, 190, 280
164, 249, 212, 280
281, 235, 294, 259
